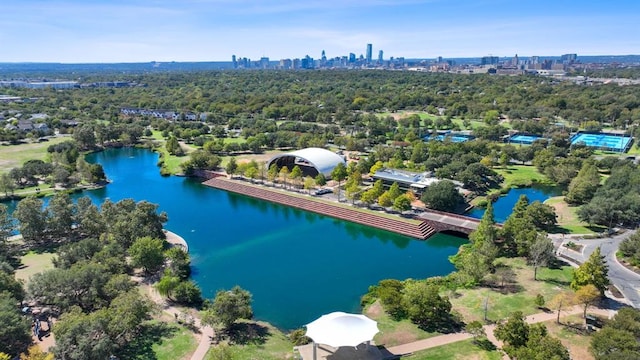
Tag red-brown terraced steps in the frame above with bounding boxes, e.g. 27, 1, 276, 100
203, 178, 437, 240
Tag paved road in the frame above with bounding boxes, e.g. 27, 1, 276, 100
550, 231, 640, 308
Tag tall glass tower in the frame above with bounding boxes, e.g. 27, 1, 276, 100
366, 44, 372, 64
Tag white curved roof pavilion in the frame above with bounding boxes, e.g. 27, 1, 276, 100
267, 147, 346, 178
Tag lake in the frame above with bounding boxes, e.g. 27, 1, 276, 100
467, 186, 562, 223
7, 148, 466, 330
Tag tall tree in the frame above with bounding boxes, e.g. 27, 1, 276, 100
201, 286, 253, 331
571, 247, 609, 294
420, 180, 463, 212
128, 237, 166, 274
495, 311, 529, 348
0, 294, 31, 357
402, 281, 452, 331
47, 192, 75, 240
575, 284, 601, 319
565, 160, 601, 205
528, 234, 555, 280
13, 197, 48, 246
331, 162, 347, 201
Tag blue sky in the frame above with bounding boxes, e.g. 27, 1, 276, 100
1, 0, 638, 63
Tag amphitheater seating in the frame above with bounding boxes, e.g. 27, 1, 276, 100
203, 178, 436, 239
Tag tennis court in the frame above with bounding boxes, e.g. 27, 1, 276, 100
423, 134, 473, 143
570, 132, 633, 152
508, 134, 545, 145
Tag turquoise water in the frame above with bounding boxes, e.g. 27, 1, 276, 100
8, 148, 466, 330
467, 186, 561, 223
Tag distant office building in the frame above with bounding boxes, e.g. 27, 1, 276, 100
366, 44, 373, 64
378, 50, 383, 64
561, 53, 578, 63
301, 55, 314, 69
232, 55, 237, 68
481, 56, 499, 65
437, 56, 443, 63
279, 59, 292, 69
260, 57, 270, 69
349, 53, 356, 63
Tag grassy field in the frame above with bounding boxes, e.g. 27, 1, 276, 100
450, 258, 574, 323
152, 323, 198, 360
544, 316, 594, 360
366, 301, 439, 347
204, 321, 293, 360
407, 338, 502, 360
15, 251, 56, 284
0, 136, 70, 173
495, 165, 552, 188
544, 196, 605, 234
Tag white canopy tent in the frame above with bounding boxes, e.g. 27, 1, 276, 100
305, 312, 379, 360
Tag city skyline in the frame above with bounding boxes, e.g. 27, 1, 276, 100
1, 0, 639, 63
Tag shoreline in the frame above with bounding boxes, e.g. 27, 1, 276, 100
164, 229, 189, 252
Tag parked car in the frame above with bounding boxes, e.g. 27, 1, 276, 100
313, 188, 333, 196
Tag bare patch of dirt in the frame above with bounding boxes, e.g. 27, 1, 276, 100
366, 301, 383, 318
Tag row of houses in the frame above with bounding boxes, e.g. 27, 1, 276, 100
120, 107, 200, 121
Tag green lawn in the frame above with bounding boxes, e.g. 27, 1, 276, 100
204, 321, 293, 360
407, 338, 502, 360
450, 258, 573, 323
366, 301, 439, 347
0, 136, 70, 173
495, 165, 552, 188
544, 196, 605, 234
15, 251, 56, 284
153, 323, 198, 360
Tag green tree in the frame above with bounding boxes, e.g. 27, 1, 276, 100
378, 191, 393, 207
47, 192, 74, 239
495, 311, 529, 348
369, 161, 384, 176
0, 293, 31, 357
172, 281, 203, 305
528, 234, 555, 280
155, 273, 181, 301
290, 165, 303, 189
0, 173, 16, 197
279, 166, 290, 189
314, 173, 326, 187
128, 236, 166, 274
375, 279, 405, 320
388, 182, 402, 201
28, 262, 112, 312
331, 162, 348, 201
525, 201, 558, 232
571, 247, 609, 294
201, 286, 253, 331
420, 180, 463, 211
575, 284, 601, 319
465, 321, 485, 343
225, 157, 238, 176
267, 163, 279, 184
393, 194, 412, 212
19, 345, 54, 360
402, 281, 452, 331
164, 247, 191, 279
13, 196, 47, 246
566, 160, 601, 205
591, 326, 640, 360
303, 176, 315, 194
52, 307, 114, 360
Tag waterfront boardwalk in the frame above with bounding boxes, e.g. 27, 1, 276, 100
203, 177, 436, 239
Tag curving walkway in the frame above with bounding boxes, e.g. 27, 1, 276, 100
140, 280, 214, 360
203, 177, 436, 239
